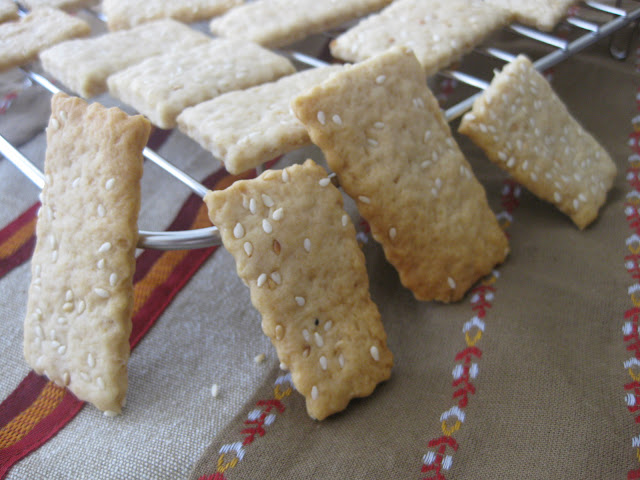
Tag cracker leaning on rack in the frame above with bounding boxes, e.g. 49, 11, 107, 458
293, 47, 509, 303
23, 93, 150, 415
459, 55, 616, 229
205, 160, 393, 420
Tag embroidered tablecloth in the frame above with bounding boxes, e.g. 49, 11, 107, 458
1, 31, 639, 479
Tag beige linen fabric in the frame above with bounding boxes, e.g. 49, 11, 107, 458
0, 31, 638, 480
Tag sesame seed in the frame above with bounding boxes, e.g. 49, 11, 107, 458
243, 242, 253, 256
282, 170, 290, 182
50, 118, 60, 130
262, 219, 273, 234
573, 199, 579, 210
104, 410, 118, 417
257, 273, 267, 287
97, 204, 106, 217
358, 195, 371, 204
105, 178, 115, 190
554, 192, 562, 202
94, 288, 109, 298
446, 138, 454, 148
279, 363, 288, 370
432, 151, 439, 162
34, 336, 41, 346
389, 227, 397, 239
97, 258, 105, 269
374, 122, 384, 129
435, 177, 442, 189
59, 110, 67, 122
275, 325, 284, 340
72, 177, 81, 188
98, 242, 112, 253
311, 385, 319, 400
370, 346, 380, 361
317, 111, 326, 125
314, 332, 324, 348
295, 296, 305, 306
342, 214, 349, 227
448, 277, 456, 289
62, 302, 74, 312
58, 345, 66, 355
507, 157, 515, 168
62, 372, 70, 385
479, 124, 488, 133
211, 383, 219, 397
332, 114, 342, 125
376, 75, 386, 84
431, 188, 438, 197
324, 321, 333, 331
304, 238, 311, 252
254, 353, 266, 364
50, 329, 56, 340
319, 178, 331, 187
319, 356, 328, 370
270, 271, 282, 285
578, 193, 587, 202
87, 353, 95, 368
367, 138, 378, 147
339, 354, 345, 368
51, 250, 58, 262
109, 273, 118, 286
413, 97, 425, 108
49, 235, 56, 249
498, 151, 507, 161
530, 173, 538, 181
421, 160, 431, 169
233, 223, 245, 239
51, 340, 60, 348
77, 300, 85, 314
261, 194, 274, 207
302, 329, 310, 342
57, 317, 66, 324
65, 290, 73, 301
249, 198, 257, 214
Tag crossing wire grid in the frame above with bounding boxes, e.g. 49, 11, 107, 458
1, 0, 639, 250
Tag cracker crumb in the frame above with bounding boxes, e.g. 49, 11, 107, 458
211, 383, 219, 398
254, 353, 266, 364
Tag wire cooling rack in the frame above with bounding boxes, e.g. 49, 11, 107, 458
1, 0, 639, 250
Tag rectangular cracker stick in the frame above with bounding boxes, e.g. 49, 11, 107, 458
209, 0, 392, 48
177, 65, 343, 174
0, 7, 90, 73
107, 38, 296, 129
330, 0, 512, 76
40, 19, 209, 98
293, 47, 508, 303
23, 93, 150, 415
0, 0, 18, 23
205, 159, 393, 420
459, 55, 616, 229
103, 0, 241, 31
23, 0, 95, 11
484, 0, 576, 32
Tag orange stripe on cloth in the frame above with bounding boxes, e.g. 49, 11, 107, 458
0, 215, 36, 261
0, 383, 65, 449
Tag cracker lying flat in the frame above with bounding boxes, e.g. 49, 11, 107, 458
103, 0, 241, 31
23, 0, 95, 11
107, 39, 295, 129
209, 0, 392, 48
23, 93, 150, 415
0, 0, 18, 23
0, 7, 90, 73
40, 19, 209, 98
459, 55, 616, 229
330, 0, 512, 76
293, 47, 508, 302
177, 65, 343, 174
205, 159, 393, 420
484, 0, 576, 32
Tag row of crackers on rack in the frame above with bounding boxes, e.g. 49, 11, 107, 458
2, 0, 581, 172
21, 45, 615, 421
3, 0, 616, 420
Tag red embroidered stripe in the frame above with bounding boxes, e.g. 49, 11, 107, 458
0, 164, 255, 478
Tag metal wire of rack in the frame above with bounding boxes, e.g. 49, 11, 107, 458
1, 0, 639, 250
